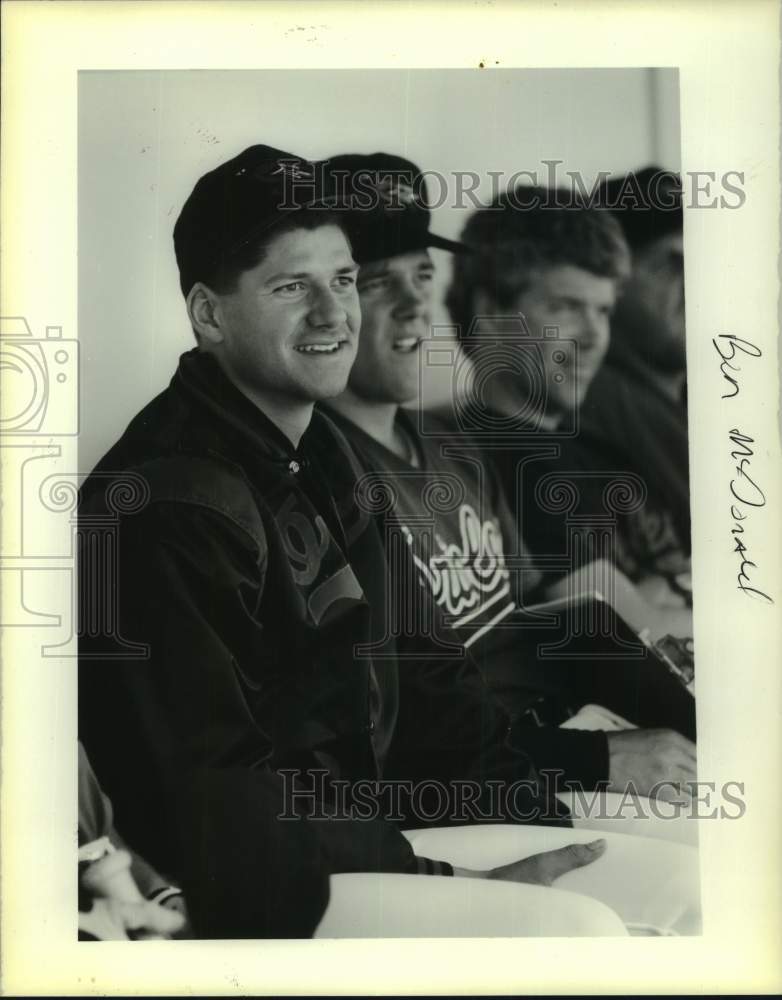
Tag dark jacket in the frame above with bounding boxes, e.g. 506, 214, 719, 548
79, 350, 562, 895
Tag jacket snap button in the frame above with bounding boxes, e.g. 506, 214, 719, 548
288, 460, 300, 475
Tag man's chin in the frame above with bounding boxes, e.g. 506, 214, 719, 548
342, 376, 418, 407
392, 383, 419, 407
310, 376, 352, 402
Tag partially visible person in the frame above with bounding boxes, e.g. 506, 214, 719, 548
580, 166, 691, 609
600, 166, 686, 399
78, 741, 187, 940
79, 742, 332, 939
447, 187, 693, 637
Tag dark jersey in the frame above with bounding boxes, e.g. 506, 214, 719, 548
323, 405, 612, 790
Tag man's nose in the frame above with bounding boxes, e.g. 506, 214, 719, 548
393, 277, 428, 319
308, 286, 347, 328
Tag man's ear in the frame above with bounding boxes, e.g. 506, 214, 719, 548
187, 283, 225, 346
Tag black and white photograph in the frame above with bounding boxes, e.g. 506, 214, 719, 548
1, 2, 780, 996
75, 65, 702, 942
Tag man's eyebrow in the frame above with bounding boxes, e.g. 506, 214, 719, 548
264, 263, 358, 285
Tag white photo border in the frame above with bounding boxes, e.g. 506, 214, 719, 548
1, 1, 780, 994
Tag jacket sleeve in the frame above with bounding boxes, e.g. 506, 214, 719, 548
80, 497, 273, 870
79, 495, 453, 892
505, 724, 609, 792
383, 654, 572, 825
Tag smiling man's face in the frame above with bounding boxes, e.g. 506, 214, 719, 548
347, 250, 435, 404
512, 264, 616, 411
212, 223, 361, 410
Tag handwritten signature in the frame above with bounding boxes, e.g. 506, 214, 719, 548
728, 429, 773, 604
713, 334, 772, 604
712, 333, 762, 398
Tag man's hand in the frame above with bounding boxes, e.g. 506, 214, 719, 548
78, 896, 186, 940
79, 847, 187, 940
453, 838, 607, 886
607, 728, 696, 799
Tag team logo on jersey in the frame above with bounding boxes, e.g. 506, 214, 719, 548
401, 502, 515, 647
276, 493, 364, 625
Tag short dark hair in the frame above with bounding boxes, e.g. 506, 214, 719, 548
183, 206, 350, 297
446, 188, 631, 353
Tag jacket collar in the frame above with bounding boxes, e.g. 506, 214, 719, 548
175, 349, 309, 464
175, 349, 355, 482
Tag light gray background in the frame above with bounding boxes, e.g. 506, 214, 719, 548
78, 68, 680, 472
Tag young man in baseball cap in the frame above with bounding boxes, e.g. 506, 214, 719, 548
79, 144, 365, 937
78, 144, 615, 938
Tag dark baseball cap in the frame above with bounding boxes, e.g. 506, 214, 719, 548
600, 166, 683, 250
173, 144, 339, 296
320, 152, 466, 265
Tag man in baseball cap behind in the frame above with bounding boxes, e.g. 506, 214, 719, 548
322, 151, 464, 262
